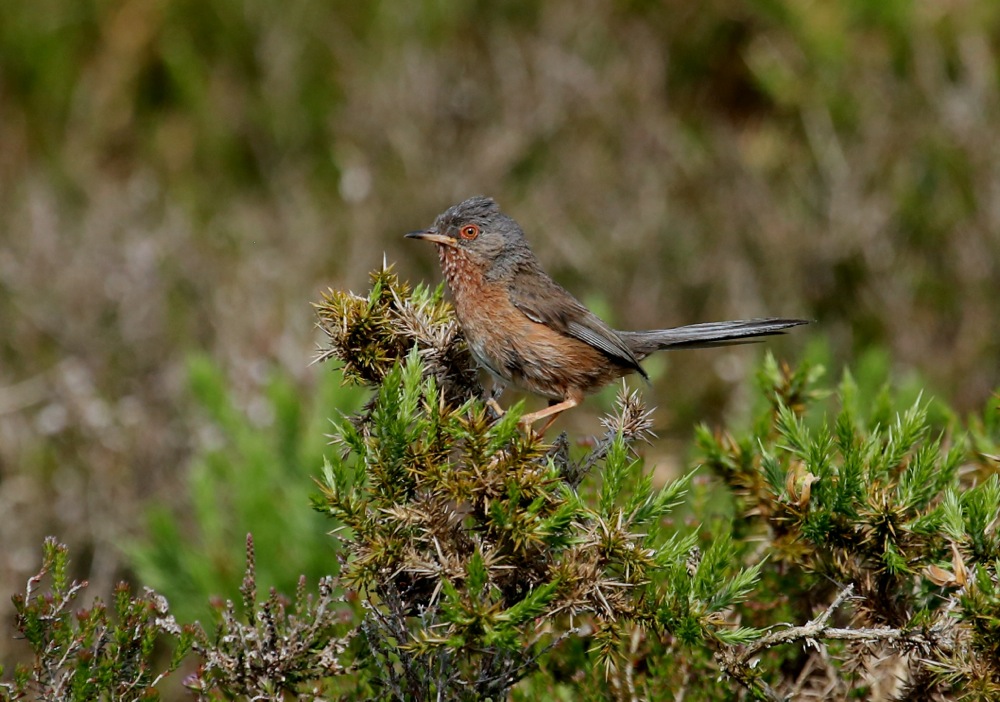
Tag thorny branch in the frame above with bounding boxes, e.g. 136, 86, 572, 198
561, 384, 656, 487
716, 584, 952, 702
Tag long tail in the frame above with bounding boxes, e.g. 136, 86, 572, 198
618, 318, 810, 360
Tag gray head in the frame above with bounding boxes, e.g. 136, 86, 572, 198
405, 196, 535, 275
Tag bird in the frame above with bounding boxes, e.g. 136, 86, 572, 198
406, 196, 808, 433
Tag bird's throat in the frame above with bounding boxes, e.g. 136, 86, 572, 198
437, 245, 483, 296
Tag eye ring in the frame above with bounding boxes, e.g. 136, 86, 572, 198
459, 223, 479, 240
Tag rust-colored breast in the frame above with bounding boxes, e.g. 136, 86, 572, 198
438, 246, 629, 400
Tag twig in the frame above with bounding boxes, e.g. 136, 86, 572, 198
739, 584, 856, 660
715, 585, 942, 702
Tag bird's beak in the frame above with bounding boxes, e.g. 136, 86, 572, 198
405, 228, 457, 247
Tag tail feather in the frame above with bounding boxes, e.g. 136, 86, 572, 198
618, 318, 810, 360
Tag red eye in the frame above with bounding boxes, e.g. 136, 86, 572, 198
459, 224, 479, 240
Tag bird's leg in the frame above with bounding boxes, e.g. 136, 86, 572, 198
485, 383, 506, 419
519, 396, 580, 435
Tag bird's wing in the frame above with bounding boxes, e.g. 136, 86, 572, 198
507, 271, 647, 379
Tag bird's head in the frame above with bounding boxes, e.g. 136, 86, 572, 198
406, 196, 531, 276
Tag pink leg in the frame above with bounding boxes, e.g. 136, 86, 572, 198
519, 396, 580, 435
485, 383, 508, 419
486, 398, 505, 417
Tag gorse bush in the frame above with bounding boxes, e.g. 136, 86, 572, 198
3, 267, 999, 700
697, 356, 1000, 700
310, 266, 774, 701
314, 346, 735, 698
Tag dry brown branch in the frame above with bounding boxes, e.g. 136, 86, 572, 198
715, 585, 953, 702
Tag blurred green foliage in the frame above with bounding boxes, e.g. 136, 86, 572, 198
127, 354, 366, 624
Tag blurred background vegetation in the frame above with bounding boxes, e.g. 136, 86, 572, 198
2, 0, 999, 685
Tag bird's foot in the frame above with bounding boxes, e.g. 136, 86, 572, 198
486, 398, 506, 420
